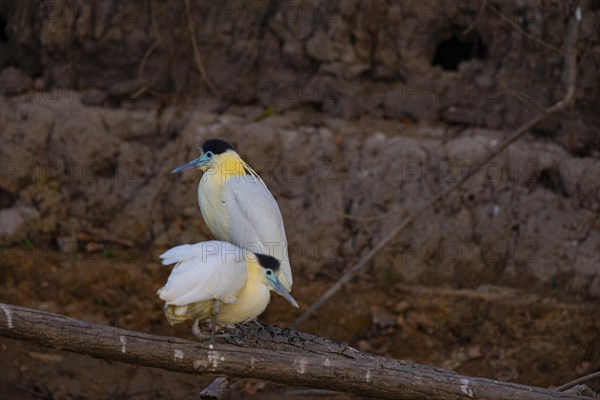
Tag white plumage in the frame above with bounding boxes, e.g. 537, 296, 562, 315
157, 240, 298, 329
165, 139, 298, 338
158, 241, 247, 307
199, 174, 292, 290
172, 139, 294, 292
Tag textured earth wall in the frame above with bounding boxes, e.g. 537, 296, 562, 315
0, 1, 599, 301
1, 95, 599, 299
1, 0, 599, 153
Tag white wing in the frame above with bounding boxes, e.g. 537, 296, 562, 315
157, 241, 248, 306
222, 175, 293, 290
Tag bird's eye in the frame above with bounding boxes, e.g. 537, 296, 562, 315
206, 152, 213, 158
266, 269, 273, 275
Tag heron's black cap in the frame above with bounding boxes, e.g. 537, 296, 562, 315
255, 253, 281, 271
202, 139, 234, 155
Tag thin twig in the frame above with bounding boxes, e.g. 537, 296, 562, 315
486, 4, 561, 54
495, 76, 546, 112
293, 5, 582, 327
463, 0, 487, 36
199, 377, 230, 400
556, 371, 600, 392
132, 38, 162, 99
184, 0, 218, 96
334, 207, 406, 222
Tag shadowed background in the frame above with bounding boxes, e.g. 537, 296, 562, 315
0, 1, 599, 399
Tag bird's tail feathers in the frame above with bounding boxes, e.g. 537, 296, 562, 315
160, 244, 196, 265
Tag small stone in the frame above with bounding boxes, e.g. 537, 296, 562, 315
357, 339, 371, 352
0, 67, 33, 95
372, 310, 397, 328
56, 236, 77, 253
467, 345, 482, 359
575, 361, 590, 374
33, 78, 46, 91
562, 384, 596, 398
395, 300, 410, 313
81, 89, 108, 106
0, 205, 40, 244
183, 206, 198, 217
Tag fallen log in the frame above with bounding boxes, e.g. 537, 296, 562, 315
0, 303, 580, 400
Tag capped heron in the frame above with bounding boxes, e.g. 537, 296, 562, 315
158, 240, 298, 339
171, 139, 293, 292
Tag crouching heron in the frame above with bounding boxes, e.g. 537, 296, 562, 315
157, 241, 298, 340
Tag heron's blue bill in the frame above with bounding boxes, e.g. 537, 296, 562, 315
267, 274, 299, 308
171, 153, 210, 173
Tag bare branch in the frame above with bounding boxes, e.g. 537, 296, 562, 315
184, 0, 218, 95
463, 0, 487, 36
486, 4, 561, 54
556, 371, 600, 392
199, 377, 230, 400
293, 4, 582, 327
0, 303, 582, 400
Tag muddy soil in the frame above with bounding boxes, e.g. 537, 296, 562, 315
0, 247, 599, 399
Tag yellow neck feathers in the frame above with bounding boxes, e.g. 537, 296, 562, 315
202, 151, 264, 187
211, 151, 247, 181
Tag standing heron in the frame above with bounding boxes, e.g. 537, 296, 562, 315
158, 240, 298, 340
171, 139, 293, 292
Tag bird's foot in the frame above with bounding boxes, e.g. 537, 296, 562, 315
192, 317, 231, 342
249, 319, 265, 330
